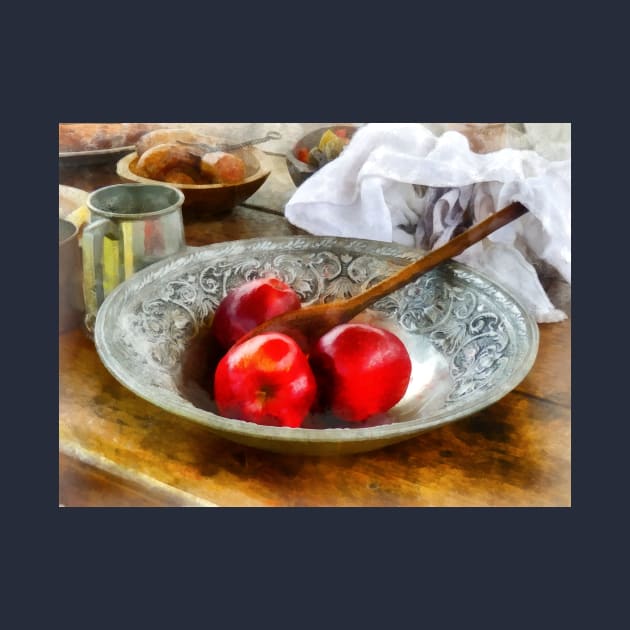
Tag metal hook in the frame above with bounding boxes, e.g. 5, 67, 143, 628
176, 130, 282, 154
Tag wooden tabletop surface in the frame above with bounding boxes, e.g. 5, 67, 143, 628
58, 124, 571, 507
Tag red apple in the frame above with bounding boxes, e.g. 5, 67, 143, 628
214, 332, 317, 428
210, 277, 301, 350
309, 323, 412, 422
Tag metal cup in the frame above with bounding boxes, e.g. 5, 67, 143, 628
82, 183, 186, 333
59, 218, 85, 333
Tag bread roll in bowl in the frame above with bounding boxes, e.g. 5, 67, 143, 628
136, 143, 201, 181
200, 151, 246, 184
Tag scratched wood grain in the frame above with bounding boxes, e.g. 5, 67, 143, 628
59, 453, 195, 508
59, 321, 570, 507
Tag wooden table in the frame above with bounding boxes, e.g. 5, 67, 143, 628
59, 124, 571, 507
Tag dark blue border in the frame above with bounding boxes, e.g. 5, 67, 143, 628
10, 6, 607, 627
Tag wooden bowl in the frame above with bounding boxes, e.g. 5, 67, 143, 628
116, 146, 271, 215
285, 125, 359, 187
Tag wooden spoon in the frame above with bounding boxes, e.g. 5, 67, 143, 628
241, 202, 528, 350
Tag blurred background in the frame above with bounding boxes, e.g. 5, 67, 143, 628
165, 122, 571, 161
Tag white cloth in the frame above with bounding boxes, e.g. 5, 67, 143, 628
285, 123, 571, 323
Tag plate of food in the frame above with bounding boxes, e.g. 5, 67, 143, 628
59, 123, 166, 166
94, 235, 539, 456
115, 128, 272, 214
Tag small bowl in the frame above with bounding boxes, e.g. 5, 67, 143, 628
59, 217, 84, 333
285, 125, 359, 187
116, 145, 271, 215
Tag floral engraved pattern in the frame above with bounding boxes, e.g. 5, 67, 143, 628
433, 312, 509, 401
128, 247, 405, 371
101, 237, 536, 413
370, 270, 521, 403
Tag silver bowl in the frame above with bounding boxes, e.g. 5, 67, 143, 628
94, 236, 539, 456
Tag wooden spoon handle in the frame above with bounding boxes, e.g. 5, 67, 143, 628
240, 201, 528, 349
343, 201, 528, 316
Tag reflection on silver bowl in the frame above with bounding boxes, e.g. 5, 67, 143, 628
94, 236, 538, 456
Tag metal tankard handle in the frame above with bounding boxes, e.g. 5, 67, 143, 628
81, 217, 125, 334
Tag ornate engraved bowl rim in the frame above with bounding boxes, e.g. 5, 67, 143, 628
94, 235, 539, 448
